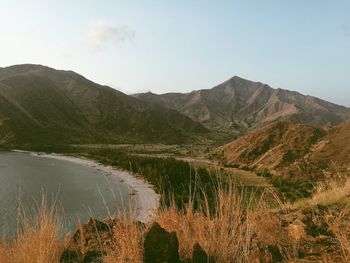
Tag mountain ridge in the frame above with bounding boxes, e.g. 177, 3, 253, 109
0, 64, 208, 145
135, 76, 350, 134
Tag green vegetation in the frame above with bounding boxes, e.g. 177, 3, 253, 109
270, 176, 314, 201
245, 134, 275, 160
88, 149, 214, 207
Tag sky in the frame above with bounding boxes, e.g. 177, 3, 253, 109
0, 0, 349, 106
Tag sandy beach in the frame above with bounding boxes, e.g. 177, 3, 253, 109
12, 150, 160, 223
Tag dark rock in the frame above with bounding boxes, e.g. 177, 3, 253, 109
268, 245, 284, 262
71, 218, 114, 252
60, 249, 81, 263
82, 251, 104, 263
192, 243, 215, 263
143, 223, 180, 263
88, 218, 110, 232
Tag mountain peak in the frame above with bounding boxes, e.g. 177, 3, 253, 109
136, 76, 350, 134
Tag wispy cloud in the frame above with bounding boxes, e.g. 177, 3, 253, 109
87, 22, 135, 50
339, 24, 350, 38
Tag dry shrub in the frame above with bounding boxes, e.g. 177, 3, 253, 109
309, 179, 350, 206
104, 215, 147, 263
156, 183, 288, 262
326, 206, 350, 261
0, 199, 62, 263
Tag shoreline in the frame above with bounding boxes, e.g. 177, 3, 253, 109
11, 150, 160, 223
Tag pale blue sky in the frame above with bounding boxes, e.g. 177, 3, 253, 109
0, 1, 349, 106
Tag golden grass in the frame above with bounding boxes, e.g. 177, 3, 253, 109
2, 177, 350, 262
293, 176, 350, 209
103, 216, 146, 263
156, 185, 251, 261
0, 199, 62, 263
326, 206, 350, 261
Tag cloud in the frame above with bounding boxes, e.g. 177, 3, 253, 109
87, 23, 135, 50
339, 24, 350, 38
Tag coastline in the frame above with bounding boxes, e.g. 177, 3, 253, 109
11, 150, 160, 223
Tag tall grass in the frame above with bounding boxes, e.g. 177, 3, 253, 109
156, 183, 252, 261
0, 199, 62, 263
3, 177, 350, 262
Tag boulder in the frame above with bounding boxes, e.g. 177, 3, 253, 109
192, 243, 215, 263
143, 223, 180, 263
60, 249, 81, 263
82, 251, 104, 263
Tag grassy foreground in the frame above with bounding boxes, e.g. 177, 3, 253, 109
1, 176, 350, 262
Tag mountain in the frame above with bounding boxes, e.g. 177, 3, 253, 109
307, 120, 350, 176
220, 120, 350, 181
0, 64, 207, 146
135, 76, 350, 134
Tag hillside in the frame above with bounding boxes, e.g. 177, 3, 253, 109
0, 64, 207, 146
307, 121, 350, 176
220, 120, 350, 181
135, 76, 350, 134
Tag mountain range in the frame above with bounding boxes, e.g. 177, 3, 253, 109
1, 64, 350, 148
0, 64, 207, 146
135, 76, 350, 134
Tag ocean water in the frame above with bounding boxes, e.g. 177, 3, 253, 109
0, 151, 134, 238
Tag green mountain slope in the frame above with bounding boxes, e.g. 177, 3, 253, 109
0, 64, 207, 145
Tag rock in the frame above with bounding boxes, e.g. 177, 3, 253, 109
71, 218, 114, 252
267, 245, 284, 262
82, 251, 104, 263
143, 223, 180, 263
60, 249, 81, 263
192, 243, 215, 263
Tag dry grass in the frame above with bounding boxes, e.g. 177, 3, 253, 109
326, 206, 350, 261
0, 199, 62, 263
3, 178, 350, 262
155, 184, 290, 262
156, 185, 250, 261
103, 216, 146, 263
293, 176, 350, 209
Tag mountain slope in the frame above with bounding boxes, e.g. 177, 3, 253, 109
0, 64, 207, 145
307, 121, 350, 175
220, 120, 350, 181
135, 76, 350, 134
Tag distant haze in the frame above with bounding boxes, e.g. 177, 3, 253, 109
0, 1, 349, 106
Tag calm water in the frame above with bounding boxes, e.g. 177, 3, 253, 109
0, 151, 134, 238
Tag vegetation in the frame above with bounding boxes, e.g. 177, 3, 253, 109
87, 148, 214, 207
2, 177, 350, 262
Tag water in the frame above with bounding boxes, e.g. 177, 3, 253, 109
0, 151, 134, 238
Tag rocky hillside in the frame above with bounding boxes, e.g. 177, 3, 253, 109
0, 64, 207, 145
220, 121, 350, 181
135, 76, 350, 134
307, 121, 350, 177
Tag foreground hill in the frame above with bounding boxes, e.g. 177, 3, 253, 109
220, 121, 350, 181
135, 76, 350, 134
307, 121, 350, 176
0, 64, 207, 145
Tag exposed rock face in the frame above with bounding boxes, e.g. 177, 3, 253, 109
135, 76, 350, 134
143, 223, 180, 263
